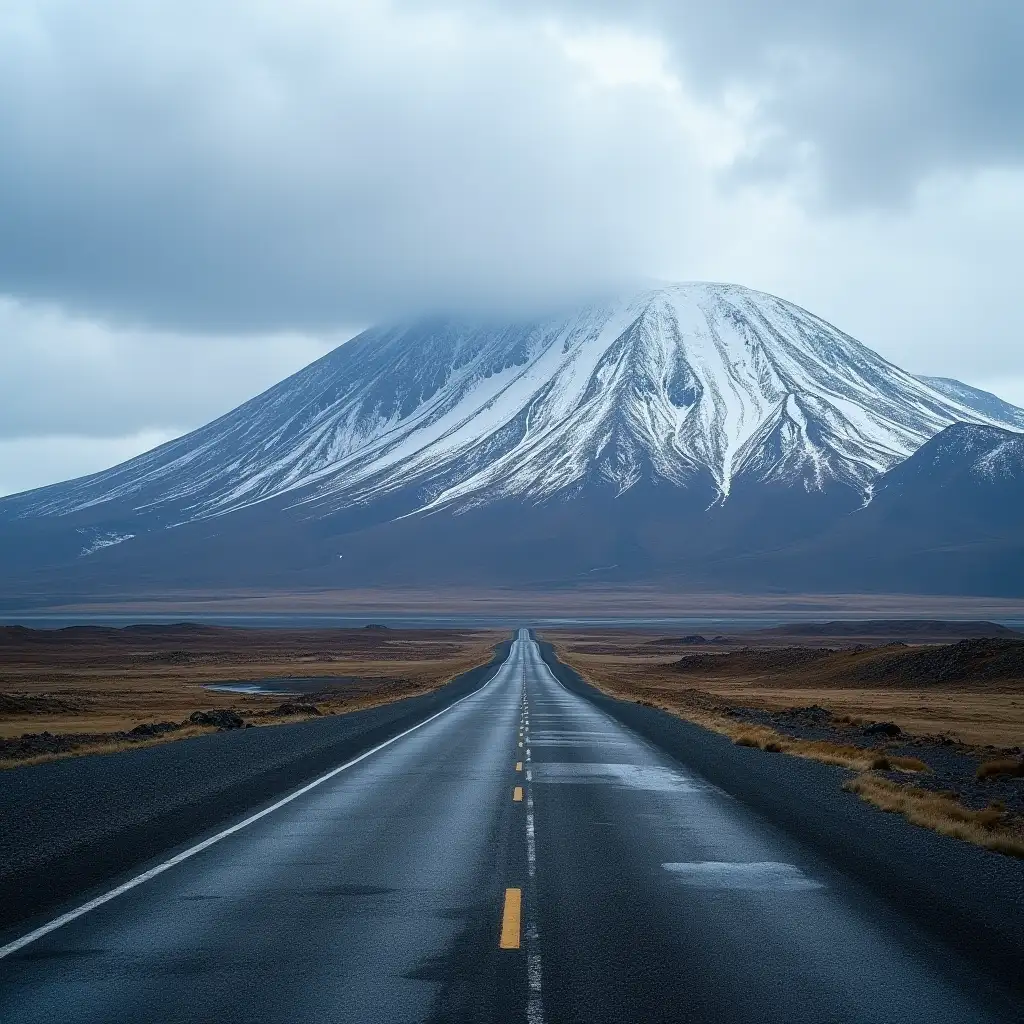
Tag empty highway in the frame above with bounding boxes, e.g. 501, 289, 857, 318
0, 630, 1017, 1023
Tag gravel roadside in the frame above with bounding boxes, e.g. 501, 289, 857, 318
535, 638, 1024, 996
725, 702, 1024, 815
0, 639, 511, 937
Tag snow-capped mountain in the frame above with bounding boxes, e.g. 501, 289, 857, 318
744, 423, 1024, 596
870, 422, 1024, 504
5, 283, 1019, 523
2, 282, 1022, 598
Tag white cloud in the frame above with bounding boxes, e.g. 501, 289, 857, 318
0, 0, 1021, 493
0, 296, 341, 439
0, 431, 177, 497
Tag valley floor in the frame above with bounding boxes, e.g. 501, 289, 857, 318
0, 624, 501, 767
1, 632, 1020, 1023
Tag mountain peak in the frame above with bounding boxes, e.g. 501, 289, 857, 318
882, 421, 1024, 483
4, 283, 1022, 529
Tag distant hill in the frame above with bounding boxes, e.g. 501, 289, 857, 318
917, 376, 1024, 430
752, 620, 1021, 639
672, 638, 1024, 688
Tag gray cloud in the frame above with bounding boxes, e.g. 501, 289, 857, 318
0, 297, 337, 439
2, 1, 1021, 335
482, 1, 1024, 205
1, 1, 1023, 494
0, 1, 699, 331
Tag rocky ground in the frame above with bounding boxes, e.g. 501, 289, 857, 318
724, 702, 1024, 817
0, 702, 329, 763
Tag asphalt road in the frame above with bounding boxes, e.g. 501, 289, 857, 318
0, 643, 511, 932
0, 630, 1018, 1022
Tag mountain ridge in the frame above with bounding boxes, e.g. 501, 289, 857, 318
916, 376, 1024, 431
2, 282, 1022, 598
5, 283, 1020, 519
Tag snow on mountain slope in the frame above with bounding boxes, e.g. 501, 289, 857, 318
696, 421, 1024, 597
873, 422, 1024, 494
915, 376, 1024, 430
4, 283, 1019, 528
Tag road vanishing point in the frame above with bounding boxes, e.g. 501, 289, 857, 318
0, 630, 1017, 1022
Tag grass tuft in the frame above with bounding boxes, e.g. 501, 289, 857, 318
733, 732, 762, 748
843, 773, 1024, 857
976, 757, 1024, 781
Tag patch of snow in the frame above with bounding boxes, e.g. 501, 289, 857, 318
79, 532, 135, 556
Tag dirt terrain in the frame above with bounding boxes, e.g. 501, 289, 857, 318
0, 624, 501, 766
542, 623, 1024, 856
554, 625, 1024, 746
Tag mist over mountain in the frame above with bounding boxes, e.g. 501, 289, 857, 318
2, 282, 1022, 601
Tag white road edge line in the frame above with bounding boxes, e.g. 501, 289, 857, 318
0, 654, 509, 961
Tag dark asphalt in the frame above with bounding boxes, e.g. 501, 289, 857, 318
1, 630, 1020, 1022
536, 638, 1024, 992
0, 642, 511, 932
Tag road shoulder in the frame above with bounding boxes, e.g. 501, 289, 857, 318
535, 638, 1024, 996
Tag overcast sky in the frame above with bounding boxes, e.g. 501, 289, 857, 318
2, 0, 1022, 495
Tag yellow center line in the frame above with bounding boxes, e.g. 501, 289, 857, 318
515, 761, 523, 771
513, 786, 523, 802
499, 888, 522, 949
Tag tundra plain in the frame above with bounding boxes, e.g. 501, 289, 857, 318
0, 623, 501, 766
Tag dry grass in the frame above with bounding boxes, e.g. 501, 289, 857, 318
551, 640, 932, 774
543, 632, 1024, 858
976, 757, 1024, 781
843, 773, 1024, 857
0, 626, 503, 766
713, 716, 929, 773
546, 629, 1024, 747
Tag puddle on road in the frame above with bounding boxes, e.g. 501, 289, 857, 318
531, 762, 704, 793
662, 861, 823, 891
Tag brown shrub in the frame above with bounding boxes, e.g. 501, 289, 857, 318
976, 758, 1024, 781
734, 733, 761, 748
888, 755, 930, 772
843, 773, 1024, 857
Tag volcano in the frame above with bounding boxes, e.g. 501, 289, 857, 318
2, 282, 1022, 599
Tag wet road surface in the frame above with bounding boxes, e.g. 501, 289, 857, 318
0, 630, 1017, 1022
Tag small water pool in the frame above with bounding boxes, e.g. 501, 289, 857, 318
202, 676, 367, 696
